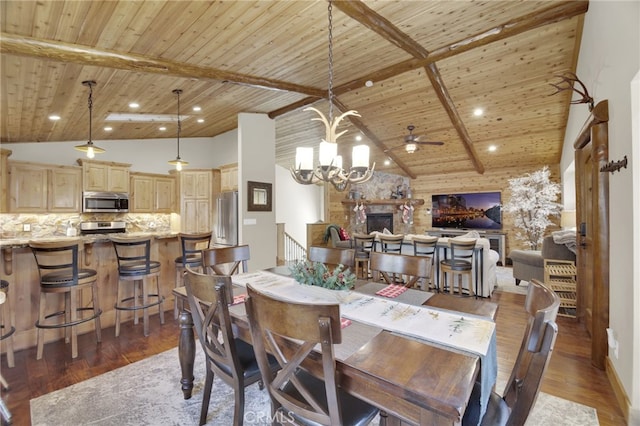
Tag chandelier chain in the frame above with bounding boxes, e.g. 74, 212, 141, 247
327, 0, 334, 123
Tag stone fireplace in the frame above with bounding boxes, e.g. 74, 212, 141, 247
367, 213, 393, 234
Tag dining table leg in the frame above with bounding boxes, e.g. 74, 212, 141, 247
177, 309, 196, 399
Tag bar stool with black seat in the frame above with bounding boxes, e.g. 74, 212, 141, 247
439, 238, 477, 297
0, 287, 10, 425
111, 235, 165, 337
378, 233, 404, 254
412, 235, 439, 291
29, 239, 102, 360
174, 231, 212, 319
352, 233, 375, 279
0, 280, 15, 368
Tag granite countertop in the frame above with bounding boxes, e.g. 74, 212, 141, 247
0, 231, 178, 249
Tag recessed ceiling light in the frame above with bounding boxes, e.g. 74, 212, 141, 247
365, 80, 374, 87
488, 145, 497, 152
159, 126, 167, 131
384, 159, 390, 166
473, 108, 484, 117
129, 102, 140, 109
197, 118, 204, 123
48, 115, 61, 121
103, 126, 113, 132
192, 106, 201, 112
355, 135, 362, 141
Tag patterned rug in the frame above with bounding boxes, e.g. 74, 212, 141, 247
495, 265, 529, 295
31, 339, 599, 425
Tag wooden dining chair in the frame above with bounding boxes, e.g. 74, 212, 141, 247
245, 283, 380, 426
463, 279, 560, 426
202, 245, 250, 275
439, 238, 477, 296
308, 246, 355, 270
184, 267, 279, 426
369, 252, 431, 289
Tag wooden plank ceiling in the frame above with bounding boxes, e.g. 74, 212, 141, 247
0, 0, 587, 179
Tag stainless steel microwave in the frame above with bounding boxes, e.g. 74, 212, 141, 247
82, 191, 129, 213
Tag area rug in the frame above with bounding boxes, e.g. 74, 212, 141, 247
31, 343, 599, 425
495, 265, 529, 295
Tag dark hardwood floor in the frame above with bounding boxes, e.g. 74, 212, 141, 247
0, 290, 626, 425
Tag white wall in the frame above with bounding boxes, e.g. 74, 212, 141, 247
237, 113, 276, 271
274, 164, 323, 247
2, 131, 238, 172
560, 0, 639, 419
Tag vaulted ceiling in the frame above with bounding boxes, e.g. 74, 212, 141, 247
0, 0, 587, 179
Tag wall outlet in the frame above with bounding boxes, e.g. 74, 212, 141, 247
23, 223, 31, 232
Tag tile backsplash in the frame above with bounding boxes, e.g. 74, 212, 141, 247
0, 213, 173, 239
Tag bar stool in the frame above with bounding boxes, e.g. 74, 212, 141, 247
352, 234, 375, 279
439, 238, 477, 297
174, 231, 212, 319
111, 236, 165, 337
29, 239, 102, 360
0, 287, 10, 425
412, 235, 438, 291
378, 234, 404, 254
0, 280, 15, 368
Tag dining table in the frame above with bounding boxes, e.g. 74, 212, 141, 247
173, 269, 498, 426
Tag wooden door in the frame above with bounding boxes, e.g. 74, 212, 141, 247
576, 143, 594, 335
573, 100, 609, 369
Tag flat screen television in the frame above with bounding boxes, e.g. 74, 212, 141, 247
431, 191, 502, 230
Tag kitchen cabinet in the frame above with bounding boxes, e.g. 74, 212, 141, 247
219, 163, 238, 192
78, 159, 131, 192
172, 169, 214, 233
130, 172, 176, 213
1, 148, 11, 212
8, 161, 82, 213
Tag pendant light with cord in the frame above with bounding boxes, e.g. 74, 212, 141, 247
74, 80, 105, 158
168, 88, 188, 171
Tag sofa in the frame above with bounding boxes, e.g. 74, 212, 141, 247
508, 234, 576, 285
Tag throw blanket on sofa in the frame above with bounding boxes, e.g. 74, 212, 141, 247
552, 230, 577, 254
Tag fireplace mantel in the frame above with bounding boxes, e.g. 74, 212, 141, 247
341, 199, 424, 206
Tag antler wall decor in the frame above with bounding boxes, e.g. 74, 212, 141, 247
550, 72, 594, 111
600, 155, 628, 173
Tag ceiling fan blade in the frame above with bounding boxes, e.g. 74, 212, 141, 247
415, 141, 444, 146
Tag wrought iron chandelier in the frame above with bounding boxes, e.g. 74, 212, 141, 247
168, 89, 188, 171
74, 80, 105, 158
290, 0, 374, 192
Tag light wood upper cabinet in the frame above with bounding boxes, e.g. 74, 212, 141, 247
220, 163, 238, 192
130, 172, 176, 213
8, 161, 81, 213
78, 159, 131, 192
172, 169, 213, 233
1, 149, 12, 212
49, 166, 82, 212
155, 176, 176, 212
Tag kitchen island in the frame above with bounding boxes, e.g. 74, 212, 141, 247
0, 231, 180, 354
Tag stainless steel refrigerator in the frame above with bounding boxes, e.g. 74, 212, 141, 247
214, 191, 238, 246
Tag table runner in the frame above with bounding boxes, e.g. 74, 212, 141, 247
232, 270, 496, 422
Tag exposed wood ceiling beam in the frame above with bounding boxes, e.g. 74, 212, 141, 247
426, 63, 484, 174
0, 32, 326, 98
332, 97, 416, 179
333, 1, 588, 95
268, 96, 321, 119
334, 0, 484, 174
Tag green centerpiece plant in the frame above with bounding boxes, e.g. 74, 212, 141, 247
289, 260, 356, 290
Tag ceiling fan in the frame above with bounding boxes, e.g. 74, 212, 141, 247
384, 125, 444, 154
